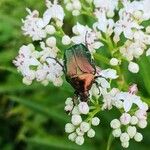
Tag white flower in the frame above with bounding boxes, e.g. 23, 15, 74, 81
120, 132, 130, 142
46, 37, 56, 47
138, 119, 147, 129
130, 116, 138, 125
80, 122, 90, 132
134, 132, 143, 142
62, 35, 71, 45
110, 119, 121, 129
68, 132, 77, 142
116, 92, 144, 112
112, 128, 121, 138
127, 126, 137, 138
45, 25, 56, 35
100, 69, 118, 79
128, 62, 139, 73
65, 123, 75, 133
22, 77, 32, 85
22, 9, 47, 41
71, 115, 82, 126
72, 0, 81, 10
135, 109, 147, 120
64, 105, 73, 112
87, 129, 95, 138
120, 113, 131, 125
75, 136, 84, 145
76, 127, 84, 136
72, 106, 80, 115
65, 98, 73, 105
121, 141, 129, 148
91, 117, 100, 126
44, 0, 65, 22
72, 23, 103, 53
78, 102, 89, 114
110, 58, 119, 66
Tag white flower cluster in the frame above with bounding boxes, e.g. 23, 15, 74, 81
109, 85, 148, 148
22, 0, 64, 41
13, 43, 63, 86
64, 98, 100, 145
84, 0, 150, 73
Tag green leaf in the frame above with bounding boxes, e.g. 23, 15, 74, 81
27, 136, 95, 150
138, 56, 150, 96
8, 96, 68, 122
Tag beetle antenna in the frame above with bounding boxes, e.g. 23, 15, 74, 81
46, 56, 64, 70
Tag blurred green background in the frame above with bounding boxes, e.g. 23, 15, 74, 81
0, 0, 150, 150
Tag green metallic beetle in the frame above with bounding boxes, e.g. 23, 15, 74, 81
47, 43, 99, 102
64, 44, 97, 102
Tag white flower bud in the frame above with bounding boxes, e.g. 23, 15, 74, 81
135, 109, 147, 120
80, 122, 90, 132
112, 128, 121, 137
76, 127, 84, 136
64, 105, 73, 112
110, 58, 119, 66
91, 117, 100, 126
78, 102, 89, 114
56, 20, 63, 27
87, 128, 95, 138
141, 102, 148, 111
71, 115, 82, 126
138, 119, 147, 129
72, 10, 80, 16
127, 126, 137, 138
65, 98, 73, 105
107, 10, 115, 18
72, 1, 81, 10
120, 132, 130, 142
72, 106, 80, 115
68, 132, 77, 141
134, 132, 143, 142
66, 3, 73, 11
114, 100, 123, 109
53, 77, 63, 87
45, 25, 56, 35
110, 119, 121, 129
128, 62, 139, 73
146, 26, 150, 34
65, 123, 75, 133
130, 116, 138, 125
133, 10, 142, 19
75, 136, 84, 145
146, 48, 150, 56
62, 35, 71, 45
120, 113, 131, 125
46, 37, 56, 47
121, 141, 129, 148
22, 77, 32, 85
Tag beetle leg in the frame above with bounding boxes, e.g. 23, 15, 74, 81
94, 75, 101, 79
46, 56, 65, 73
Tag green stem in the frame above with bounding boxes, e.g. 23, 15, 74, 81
106, 133, 113, 150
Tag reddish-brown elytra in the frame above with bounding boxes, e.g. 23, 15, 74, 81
64, 44, 97, 102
